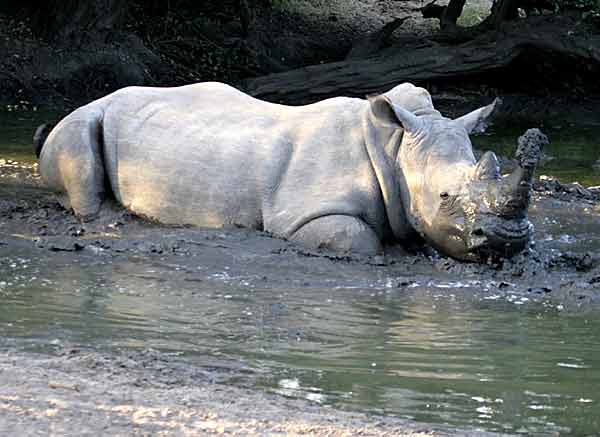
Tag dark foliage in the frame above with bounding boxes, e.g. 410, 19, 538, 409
0, 0, 598, 105
0, 1, 277, 102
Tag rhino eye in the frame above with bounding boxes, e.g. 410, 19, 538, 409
440, 192, 449, 200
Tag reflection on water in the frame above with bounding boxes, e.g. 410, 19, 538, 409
260, 295, 599, 435
1, 242, 599, 435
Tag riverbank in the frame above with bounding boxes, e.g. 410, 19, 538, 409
0, 0, 422, 108
0, 348, 446, 436
2, 160, 600, 434
2, 161, 600, 313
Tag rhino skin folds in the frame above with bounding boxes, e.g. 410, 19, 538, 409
38, 82, 538, 261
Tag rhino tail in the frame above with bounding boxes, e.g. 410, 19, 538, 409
33, 123, 54, 158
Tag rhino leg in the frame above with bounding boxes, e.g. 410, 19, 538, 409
290, 215, 382, 254
43, 109, 107, 220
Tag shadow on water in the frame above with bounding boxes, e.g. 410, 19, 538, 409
1, 110, 600, 434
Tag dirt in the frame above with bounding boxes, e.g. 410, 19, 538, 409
3, 0, 599, 135
0, 348, 442, 436
2, 160, 600, 434
2, 161, 600, 308
0, 0, 430, 107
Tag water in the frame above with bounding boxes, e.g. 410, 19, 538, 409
0, 109, 61, 164
2, 109, 600, 434
473, 124, 600, 187
0, 246, 599, 435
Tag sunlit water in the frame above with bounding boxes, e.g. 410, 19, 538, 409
1, 110, 600, 434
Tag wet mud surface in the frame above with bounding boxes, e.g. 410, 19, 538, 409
0, 348, 441, 436
2, 164, 600, 435
2, 164, 600, 311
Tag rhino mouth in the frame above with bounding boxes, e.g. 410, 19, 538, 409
468, 217, 532, 258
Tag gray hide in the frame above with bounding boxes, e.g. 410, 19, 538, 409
39, 82, 532, 259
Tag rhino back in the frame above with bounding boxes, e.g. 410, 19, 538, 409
99, 83, 280, 227
100, 83, 386, 234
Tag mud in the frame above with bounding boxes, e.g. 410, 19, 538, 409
2, 163, 600, 435
0, 163, 600, 310
0, 348, 441, 436
2, 162, 600, 310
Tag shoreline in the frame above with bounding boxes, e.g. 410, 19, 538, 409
0, 348, 446, 436
1, 165, 599, 435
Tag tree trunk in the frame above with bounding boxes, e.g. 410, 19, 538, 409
421, 0, 468, 30
441, 0, 468, 29
487, 0, 521, 28
242, 18, 600, 104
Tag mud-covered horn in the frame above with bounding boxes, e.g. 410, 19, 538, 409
515, 128, 547, 175
474, 151, 501, 180
498, 129, 547, 218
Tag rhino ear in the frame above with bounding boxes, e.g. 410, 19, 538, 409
455, 97, 502, 134
367, 94, 423, 134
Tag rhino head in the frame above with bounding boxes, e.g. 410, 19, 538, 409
368, 92, 544, 262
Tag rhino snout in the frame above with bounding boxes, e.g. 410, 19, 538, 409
466, 218, 532, 259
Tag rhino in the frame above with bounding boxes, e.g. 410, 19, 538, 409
35, 82, 540, 261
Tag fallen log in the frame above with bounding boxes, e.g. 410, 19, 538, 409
242, 16, 600, 104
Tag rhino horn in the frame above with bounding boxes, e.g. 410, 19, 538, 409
474, 151, 501, 181
495, 129, 547, 219
497, 166, 533, 219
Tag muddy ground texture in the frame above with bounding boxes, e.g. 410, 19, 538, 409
2, 161, 600, 435
2, 161, 600, 309
0, 348, 442, 436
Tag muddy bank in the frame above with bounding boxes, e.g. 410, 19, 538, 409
2, 162, 600, 311
2, 0, 599, 124
2, 163, 600, 434
0, 348, 442, 436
